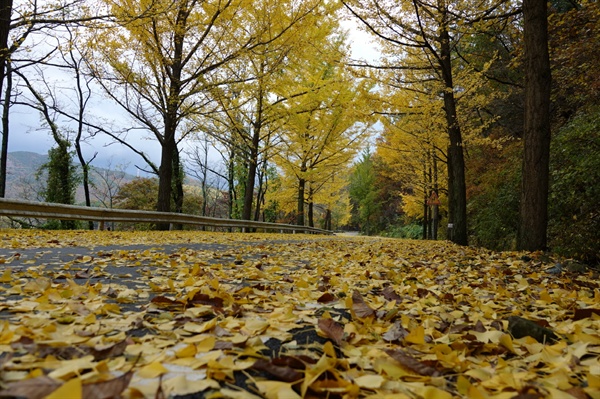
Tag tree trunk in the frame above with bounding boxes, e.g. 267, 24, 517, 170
307, 185, 315, 228
439, 22, 468, 246
518, 0, 551, 251
0, 0, 12, 197
432, 152, 439, 240
242, 147, 257, 222
171, 148, 184, 230
324, 208, 332, 231
297, 177, 306, 226
0, 60, 10, 198
156, 134, 175, 230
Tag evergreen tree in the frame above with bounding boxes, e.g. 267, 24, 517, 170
38, 139, 80, 229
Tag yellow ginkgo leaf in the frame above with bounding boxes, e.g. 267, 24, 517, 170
137, 361, 168, 379
405, 325, 425, 345
175, 344, 197, 358
255, 380, 302, 399
45, 377, 82, 399
354, 374, 385, 389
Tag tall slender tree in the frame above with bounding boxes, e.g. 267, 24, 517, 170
342, 0, 519, 245
517, 0, 551, 250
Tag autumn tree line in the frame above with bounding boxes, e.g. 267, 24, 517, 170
0, 0, 597, 263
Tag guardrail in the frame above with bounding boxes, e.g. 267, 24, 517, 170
0, 198, 333, 235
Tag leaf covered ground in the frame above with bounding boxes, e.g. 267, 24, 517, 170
0, 230, 599, 399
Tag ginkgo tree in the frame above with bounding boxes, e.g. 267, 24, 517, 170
87, 0, 327, 229
274, 35, 373, 226
342, 0, 520, 245
376, 104, 449, 240
196, 0, 338, 224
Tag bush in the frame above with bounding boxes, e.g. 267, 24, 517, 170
382, 223, 423, 239
467, 143, 521, 251
549, 107, 600, 264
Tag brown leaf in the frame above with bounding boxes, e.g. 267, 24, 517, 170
90, 339, 129, 361
150, 295, 186, 309
0, 376, 61, 399
252, 359, 303, 382
381, 286, 402, 303
189, 292, 224, 308
382, 321, 409, 342
474, 320, 486, 333
385, 349, 441, 377
351, 290, 375, 318
317, 292, 336, 303
82, 371, 133, 399
318, 318, 344, 346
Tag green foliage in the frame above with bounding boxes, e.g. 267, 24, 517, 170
549, 107, 600, 263
348, 150, 381, 235
467, 143, 521, 251
381, 223, 423, 239
37, 141, 80, 230
114, 177, 159, 230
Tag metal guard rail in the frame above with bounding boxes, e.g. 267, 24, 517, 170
0, 198, 333, 235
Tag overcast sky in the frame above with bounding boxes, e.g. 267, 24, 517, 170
7, 20, 379, 176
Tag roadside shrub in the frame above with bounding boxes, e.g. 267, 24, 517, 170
549, 107, 600, 264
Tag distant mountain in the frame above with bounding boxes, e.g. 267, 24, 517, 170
4, 151, 202, 204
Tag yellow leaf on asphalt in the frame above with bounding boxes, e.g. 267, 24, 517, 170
0, 269, 11, 283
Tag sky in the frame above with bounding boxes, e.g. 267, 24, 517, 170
6, 19, 380, 176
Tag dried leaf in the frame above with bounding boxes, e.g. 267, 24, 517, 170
0, 376, 61, 399
385, 349, 441, 377
318, 317, 344, 345
82, 371, 133, 399
351, 290, 375, 318
382, 321, 409, 342
253, 358, 303, 382
381, 286, 402, 303
317, 292, 336, 303
573, 308, 600, 321
46, 377, 82, 399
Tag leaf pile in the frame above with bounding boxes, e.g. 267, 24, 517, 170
0, 230, 599, 398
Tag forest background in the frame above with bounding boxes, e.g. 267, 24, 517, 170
0, 0, 598, 264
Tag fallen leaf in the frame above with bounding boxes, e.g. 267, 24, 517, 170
351, 290, 375, 318
82, 371, 133, 399
0, 376, 61, 399
45, 377, 82, 399
318, 317, 344, 346
385, 349, 442, 376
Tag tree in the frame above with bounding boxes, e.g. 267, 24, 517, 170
38, 143, 79, 230
275, 35, 372, 226
0, 0, 108, 198
90, 161, 128, 224
15, 68, 80, 229
88, 0, 328, 230
197, 0, 336, 224
349, 150, 380, 235
517, 0, 551, 251
342, 0, 519, 245
114, 177, 158, 211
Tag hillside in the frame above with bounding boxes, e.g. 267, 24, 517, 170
4, 151, 204, 204
4, 152, 139, 203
